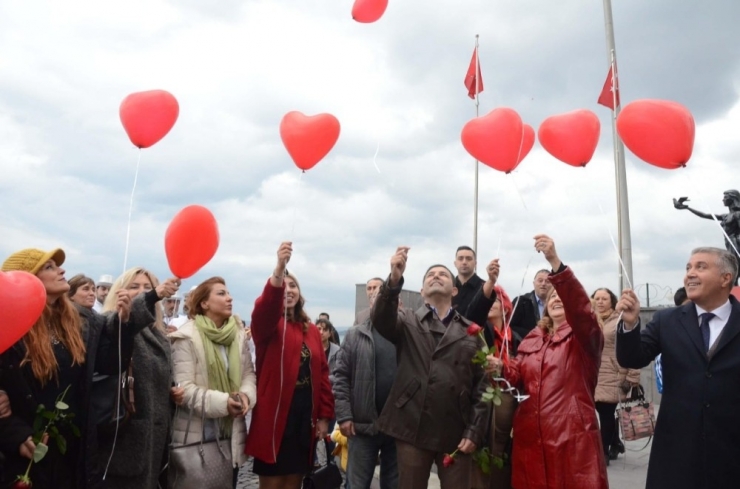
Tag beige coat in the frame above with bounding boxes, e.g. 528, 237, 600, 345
595, 311, 641, 403
169, 319, 257, 467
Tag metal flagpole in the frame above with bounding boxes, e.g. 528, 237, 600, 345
473, 34, 480, 258
603, 0, 634, 291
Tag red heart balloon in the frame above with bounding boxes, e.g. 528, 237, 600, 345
280, 111, 341, 171
165, 205, 220, 279
517, 124, 536, 163
120, 90, 179, 149
538, 110, 600, 167
461, 108, 523, 174
0, 271, 47, 354
617, 99, 695, 170
352, 0, 389, 23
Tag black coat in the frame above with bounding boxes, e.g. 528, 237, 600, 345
616, 298, 740, 489
0, 295, 153, 489
453, 274, 484, 317
509, 291, 541, 344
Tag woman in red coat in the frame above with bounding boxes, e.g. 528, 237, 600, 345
491, 235, 607, 489
245, 241, 334, 489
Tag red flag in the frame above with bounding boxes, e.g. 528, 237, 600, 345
597, 65, 620, 110
464, 48, 484, 99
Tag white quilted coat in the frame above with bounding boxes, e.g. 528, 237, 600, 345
169, 319, 257, 467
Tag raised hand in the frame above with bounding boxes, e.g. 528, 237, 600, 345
616, 289, 640, 328
275, 242, 293, 275
390, 246, 410, 287
484, 259, 500, 285
156, 277, 181, 300
117, 290, 132, 323
534, 234, 562, 270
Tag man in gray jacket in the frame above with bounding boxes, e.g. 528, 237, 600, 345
333, 279, 398, 489
372, 246, 498, 489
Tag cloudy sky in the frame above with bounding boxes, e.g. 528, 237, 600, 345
2, 0, 739, 326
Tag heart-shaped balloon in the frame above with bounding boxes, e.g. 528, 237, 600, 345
617, 99, 695, 170
461, 108, 523, 174
352, 0, 389, 23
280, 111, 341, 171
0, 271, 47, 354
517, 124, 536, 163
165, 205, 220, 279
538, 110, 600, 167
120, 90, 179, 149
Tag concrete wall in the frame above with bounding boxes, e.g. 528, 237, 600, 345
354, 284, 424, 317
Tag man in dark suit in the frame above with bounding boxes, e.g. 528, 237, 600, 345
616, 247, 740, 489
452, 245, 484, 315
509, 269, 552, 341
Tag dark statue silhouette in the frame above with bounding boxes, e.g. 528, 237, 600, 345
673, 190, 740, 256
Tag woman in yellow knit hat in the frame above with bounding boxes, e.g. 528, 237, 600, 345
0, 248, 179, 489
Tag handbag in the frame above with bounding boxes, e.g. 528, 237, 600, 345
91, 362, 136, 437
616, 384, 655, 441
167, 390, 233, 489
302, 439, 343, 489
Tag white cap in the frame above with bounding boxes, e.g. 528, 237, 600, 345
98, 274, 114, 287
164, 292, 183, 302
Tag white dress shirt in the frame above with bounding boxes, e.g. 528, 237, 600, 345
695, 299, 731, 348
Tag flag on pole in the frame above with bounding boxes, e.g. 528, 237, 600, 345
597, 65, 620, 110
464, 47, 484, 99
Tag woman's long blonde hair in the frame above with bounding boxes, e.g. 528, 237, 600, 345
23, 295, 87, 385
103, 267, 164, 332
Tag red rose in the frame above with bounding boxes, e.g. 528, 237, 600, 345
466, 323, 483, 336
442, 453, 456, 468
13, 479, 32, 489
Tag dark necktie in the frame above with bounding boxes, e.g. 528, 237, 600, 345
699, 312, 715, 352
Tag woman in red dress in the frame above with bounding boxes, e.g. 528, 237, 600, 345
245, 241, 334, 489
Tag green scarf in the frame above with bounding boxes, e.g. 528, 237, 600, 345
195, 314, 241, 437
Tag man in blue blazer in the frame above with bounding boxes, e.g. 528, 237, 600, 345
616, 247, 740, 489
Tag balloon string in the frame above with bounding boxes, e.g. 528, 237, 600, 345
290, 171, 304, 238
580, 167, 633, 290
105, 148, 141, 478
500, 251, 535, 359
509, 173, 528, 211
597, 202, 633, 290
122, 149, 142, 274
372, 142, 381, 174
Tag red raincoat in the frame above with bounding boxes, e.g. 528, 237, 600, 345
504, 267, 607, 489
245, 280, 334, 464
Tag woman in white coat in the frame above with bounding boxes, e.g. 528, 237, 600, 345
169, 276, 257, 488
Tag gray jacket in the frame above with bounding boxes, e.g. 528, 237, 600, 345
327, 342, 340, 378
332, 320, 393, 436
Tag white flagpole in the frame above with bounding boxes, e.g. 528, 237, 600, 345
603, 0, 634, 291
473, 34, 480, 258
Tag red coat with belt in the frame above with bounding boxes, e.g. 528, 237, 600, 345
245, 280, 334, 464
504, 266, 607, 489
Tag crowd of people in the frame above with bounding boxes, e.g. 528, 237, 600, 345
1, 237, 739, 489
